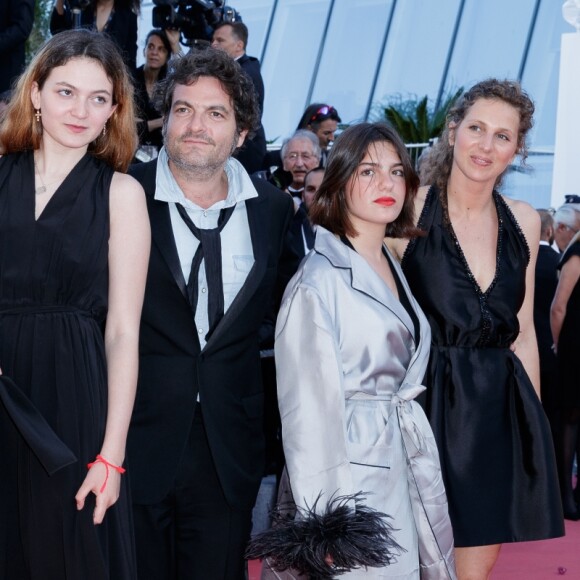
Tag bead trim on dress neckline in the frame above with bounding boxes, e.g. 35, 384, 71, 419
443, 191, 504, 347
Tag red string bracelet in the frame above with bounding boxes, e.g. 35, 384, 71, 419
87, 454, 126, 493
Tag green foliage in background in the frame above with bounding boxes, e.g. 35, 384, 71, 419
380, 88, 463, 165
26, 0, 53, 64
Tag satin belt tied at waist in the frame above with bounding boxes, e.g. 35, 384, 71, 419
0, 376, 77, 475
348, 382, 427, 456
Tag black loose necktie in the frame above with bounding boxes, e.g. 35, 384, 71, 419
176, 203, 235, 339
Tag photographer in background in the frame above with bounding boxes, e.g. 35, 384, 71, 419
212, 21, 267, 174
0, 0, 34, 93
50, 0, 140, 72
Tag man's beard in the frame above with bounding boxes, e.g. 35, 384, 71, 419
165, 129, 240, 179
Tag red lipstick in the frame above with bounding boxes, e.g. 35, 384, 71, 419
375, 197, 396, 207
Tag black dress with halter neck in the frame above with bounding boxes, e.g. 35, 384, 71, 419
0, 151, 136, 578
402, 186, 564, 547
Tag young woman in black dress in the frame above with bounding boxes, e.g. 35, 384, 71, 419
0, 29, 150, 578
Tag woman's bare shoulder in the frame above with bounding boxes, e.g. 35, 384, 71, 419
110, 171, 145, 198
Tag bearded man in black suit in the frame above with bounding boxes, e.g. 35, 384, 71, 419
126, 47, 294, 580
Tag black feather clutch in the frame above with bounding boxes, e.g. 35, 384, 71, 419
246, 493, 403, 578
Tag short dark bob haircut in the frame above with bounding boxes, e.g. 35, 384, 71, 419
310, 122, 420, 239
155, 47, 260, 139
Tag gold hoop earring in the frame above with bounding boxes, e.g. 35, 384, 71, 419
35, 109, 41, 122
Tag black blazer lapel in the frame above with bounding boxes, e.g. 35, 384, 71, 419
130, 160, 188, 300
204, 194, 268, 348
148, 197, 188, 299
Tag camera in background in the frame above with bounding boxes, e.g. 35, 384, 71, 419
152, 0, 241, 46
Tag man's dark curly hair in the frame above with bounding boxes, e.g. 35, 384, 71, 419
154, 47, 260, 139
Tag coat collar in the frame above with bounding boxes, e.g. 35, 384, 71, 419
313, 227, 425, 353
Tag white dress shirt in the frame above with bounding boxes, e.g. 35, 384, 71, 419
154, 147, 258, 350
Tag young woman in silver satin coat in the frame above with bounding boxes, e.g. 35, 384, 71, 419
255, 123, 456, 579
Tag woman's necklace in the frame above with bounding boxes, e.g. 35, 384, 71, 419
34, 162, 48, 195
34, 159, 64, 195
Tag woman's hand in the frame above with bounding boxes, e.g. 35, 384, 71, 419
75, 463, 122, 525
166, 29, 182, 55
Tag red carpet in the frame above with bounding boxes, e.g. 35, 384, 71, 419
491, 520, 580, 579
249, 520, 580, 579
248, 559, 261, 580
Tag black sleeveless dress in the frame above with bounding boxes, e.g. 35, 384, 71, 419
402, 186, 564, 547
0, 151, 136, 579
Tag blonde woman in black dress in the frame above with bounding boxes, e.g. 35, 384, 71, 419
387, 79, 564, 580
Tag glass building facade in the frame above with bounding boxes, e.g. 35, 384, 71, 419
139, 0, 571, 207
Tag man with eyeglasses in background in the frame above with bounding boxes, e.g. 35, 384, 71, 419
280, 130, 321, 204
296, 103, 342, 166
553, 196, 580, 252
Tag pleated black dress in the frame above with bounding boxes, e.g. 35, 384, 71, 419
0, 151, 136, 579
402, 186, 564, 547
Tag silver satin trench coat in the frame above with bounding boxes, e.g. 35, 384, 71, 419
272, 228, 456, 579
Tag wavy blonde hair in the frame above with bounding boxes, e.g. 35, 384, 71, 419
422, 78, 535, 193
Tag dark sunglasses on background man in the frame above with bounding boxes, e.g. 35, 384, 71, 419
310, 105, 338, 123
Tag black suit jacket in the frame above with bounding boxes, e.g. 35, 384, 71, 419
126, 159, 294, 509
238, 54, 264, 113
287, 203, 315, 261
235, 54, 267, 174
0, 0, 34, 93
